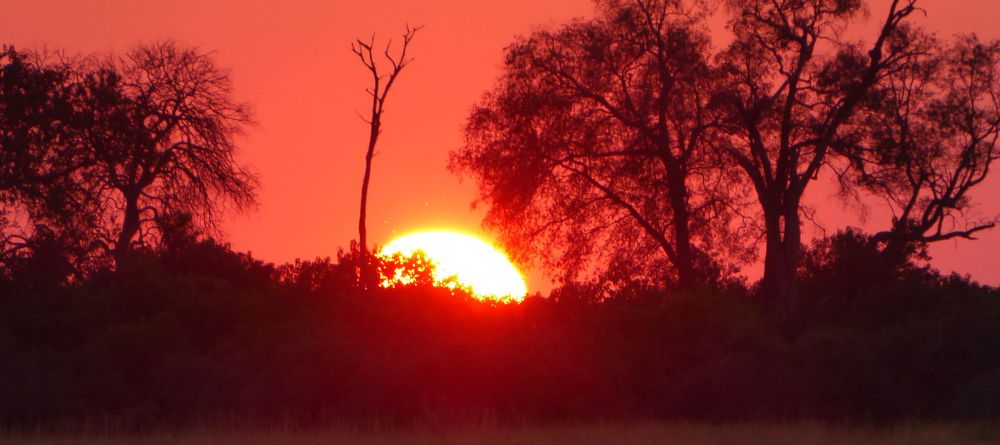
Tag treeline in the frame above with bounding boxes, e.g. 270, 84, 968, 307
1, 228, 999, 428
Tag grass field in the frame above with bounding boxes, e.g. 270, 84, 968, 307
6, 422, 1000, 445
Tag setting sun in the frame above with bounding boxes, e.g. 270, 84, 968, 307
379, 231, 528, 301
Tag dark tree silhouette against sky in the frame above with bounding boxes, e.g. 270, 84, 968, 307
353, 26, 420, 288
844, 35, 1000, 254
712, 0, 920, 309
457, 0, 1000, 306
81, 42, 257, 267
452, 1, 744, 290
0, 48, 95, 263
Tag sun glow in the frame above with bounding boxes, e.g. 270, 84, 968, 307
379, 231, 528, 302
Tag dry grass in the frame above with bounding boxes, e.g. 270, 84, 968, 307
6, 421, 1000, 445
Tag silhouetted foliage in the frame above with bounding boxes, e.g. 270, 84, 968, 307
1, 232, 1000, 428
0, 42, 257, 274
0, 47, 83, 199
840, 34, 1000, 254
712, 0, 923, 307
452, 0, 743, 291
0, 47, 99, 270
456, 0, 1000, 311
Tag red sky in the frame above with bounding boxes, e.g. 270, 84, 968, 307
6, 0, 999, 292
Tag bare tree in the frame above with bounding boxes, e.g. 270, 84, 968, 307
352, 25, 420, 288
80, 41, 258, 268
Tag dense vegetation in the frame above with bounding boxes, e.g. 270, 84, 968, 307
2, 228, 998, 428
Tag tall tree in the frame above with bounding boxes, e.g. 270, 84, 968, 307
713, 0, 920, 308
352, 26, 419, 288
80, 41, 257, 267
453, 0, 744, 291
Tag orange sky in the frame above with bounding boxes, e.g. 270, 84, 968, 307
6, 0, 1000, 291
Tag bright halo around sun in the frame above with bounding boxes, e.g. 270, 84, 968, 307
379, 231, 528, 302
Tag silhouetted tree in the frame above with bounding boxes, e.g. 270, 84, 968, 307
0, 47, 94, 264
77, 41, 257, 268
0, 48, 78, 193
352, 25, 420, 289
452, 1, 743, 290
712, 0, 920, 309
838, 34, 1000, 257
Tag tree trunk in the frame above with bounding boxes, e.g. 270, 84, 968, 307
667, 170, 696, 291
114, 192, 141, 269
780, 197, 802, 315
761, 208, 785, 298
760, 195, 801, 315
358, 118, 380, 289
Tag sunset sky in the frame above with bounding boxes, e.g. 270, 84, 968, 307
6, 0, 999, 291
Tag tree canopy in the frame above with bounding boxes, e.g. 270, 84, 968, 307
452, 0, 747, 291
454, 0, 1000, 302
0, 42, 257, 273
